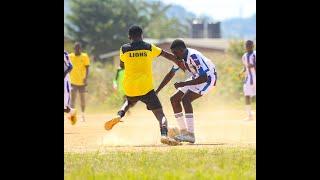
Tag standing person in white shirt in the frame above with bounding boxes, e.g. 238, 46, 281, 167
240, 40, 256, 120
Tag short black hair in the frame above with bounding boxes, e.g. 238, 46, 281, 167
170, 39, 186, 50
128, 25, 143, 38
246, 40, 254, 45
74, 42, 82, 47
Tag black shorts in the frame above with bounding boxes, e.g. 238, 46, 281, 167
71, 84, 87, 93
126, 90, 162, 110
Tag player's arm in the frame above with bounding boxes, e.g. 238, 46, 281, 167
83, 54, 90, 85
64, 67, 71, 78
241, 66, 246, 73
160, 50, 186, 71
113, 66, 123, 90
155, 67, 177, 94
113, 69, 120, 90
239, 55, 246, 77
174, 74, 208, 89
64, 52, 72, 78
84, 66, 89, 85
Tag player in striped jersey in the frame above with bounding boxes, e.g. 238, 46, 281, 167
64, 50, 77, 125
155, 39, 217, 143
240, 40, 256, 121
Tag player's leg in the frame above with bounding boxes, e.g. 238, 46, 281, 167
117, 97, 137, 118
244, 84, 254, 120
245, 96, 253, 119
65, 82, 77, 125
122, 95, 133, 116
79, 86, 87, 122
151, 108, 168, 136
64, 82, 71, 113
175, 90, 202, 143
70, 85, 77, 109
151, 108, 181, 146
64, 107, 70, 113
142, 90, 181, 145
104, 97, 138, 131
170, 90, 188, 133
170, 90, 184, 113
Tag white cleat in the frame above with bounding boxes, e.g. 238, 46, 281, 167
174, 133, 195, 144
160, 136, 182, 146
244, 115, 254, 121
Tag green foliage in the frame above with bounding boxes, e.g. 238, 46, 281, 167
85, 61, 124, 110
66, 0, 145, 56
142, 1, 188, 39
227, 39, 246, 59
64, 38, 74, 53
65, 0, 188, 57
214, 54, 244, 101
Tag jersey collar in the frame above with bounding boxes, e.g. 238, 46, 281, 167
182, 49, 189, 61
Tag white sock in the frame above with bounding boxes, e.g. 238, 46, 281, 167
174, 112, 187, 130
246, 105, 252, 116
185, 113, 194, 133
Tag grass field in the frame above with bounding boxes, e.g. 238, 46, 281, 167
64, 106, 256, 179
64, 146, 256, 180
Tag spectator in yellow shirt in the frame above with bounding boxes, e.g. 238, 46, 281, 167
69, 42, 90, 122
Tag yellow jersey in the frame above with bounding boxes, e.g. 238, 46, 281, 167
120, 41, 162, 97
69, 53, 90, 86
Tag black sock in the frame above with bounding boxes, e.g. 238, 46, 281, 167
161, 126, 168, 136
117, 110, 125, 118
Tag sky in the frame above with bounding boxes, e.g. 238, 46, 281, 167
161, 0, 256, 20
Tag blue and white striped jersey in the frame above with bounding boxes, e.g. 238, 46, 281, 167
172, 48, 216, 78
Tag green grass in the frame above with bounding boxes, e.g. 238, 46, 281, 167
64, 147, 256, 180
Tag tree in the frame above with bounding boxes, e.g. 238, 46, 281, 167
66, 0, 148, 56
65, 0, 188, 58
143, 1, 188, 39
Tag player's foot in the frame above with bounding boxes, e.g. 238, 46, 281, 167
244, 115, 254, 121
168, 127, 180, 138
68, 108, 77, 125
104, 116, 122, 130
160, 136, 182, 146
174, 132, 195, 144
81, 113, 85, 122
179, 129, 188, 135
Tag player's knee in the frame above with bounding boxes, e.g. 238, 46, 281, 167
170, 95, 181, 104
181, 96, 191, 106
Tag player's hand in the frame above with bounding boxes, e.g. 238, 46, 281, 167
174, 82, 185, 89
113, 82, 118, 90
155, 89, 159, 95
83, 79, 88, 86
239, 72, 244, 79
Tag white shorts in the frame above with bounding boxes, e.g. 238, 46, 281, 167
178, 71, 216, 95
243, 82, 256, 97
64, 76, 71, 109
